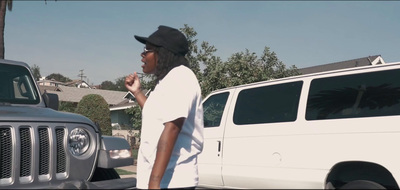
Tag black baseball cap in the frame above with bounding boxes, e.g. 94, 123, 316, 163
134, 25, 189, 56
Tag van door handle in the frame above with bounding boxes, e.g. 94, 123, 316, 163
217, 140, 221, 157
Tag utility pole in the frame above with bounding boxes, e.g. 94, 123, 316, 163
78, 69, 87, 81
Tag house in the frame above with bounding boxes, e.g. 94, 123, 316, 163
39, 85, 127, 105
299, 55, 385, 75
63, 80, 93, 89
38, 82, 150, 139
38, 77, 94, 89
37, 78, 153, 147
109, 89, 150, 130
112, 129, 140, 148
37, 79, 63, 87
39, 84, 129, 126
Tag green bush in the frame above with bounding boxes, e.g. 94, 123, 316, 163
59, 101, 77, 113
75, 94, 112, 136
132, 148, 138, 160
125, 105, 142, 131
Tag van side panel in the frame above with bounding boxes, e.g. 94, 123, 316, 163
222, 117, 400, 188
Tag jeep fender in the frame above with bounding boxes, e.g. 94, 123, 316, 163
97, 136, 134, 168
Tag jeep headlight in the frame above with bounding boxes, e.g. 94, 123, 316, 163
69, 128, 90, 156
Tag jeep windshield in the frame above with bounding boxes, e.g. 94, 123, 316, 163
0, 63, 40, 104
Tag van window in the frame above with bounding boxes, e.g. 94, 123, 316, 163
203, 92, 229, 128
306, 69, 400, 120
233, 81, 303, 125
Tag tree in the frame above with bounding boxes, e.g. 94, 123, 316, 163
201, 47, 299, 96
75, 94, 112, 136
0, 0, 12, 59
46, 73, 72, 82
200, 54, 226, 96
180, 24, 202, 81
31, 64, 42, 81
125, 104, 142, 149
100, 80, 117, 90
140, 74, 157, 91
114, 76, 128, 92
180, 25, 299, 96
125, 104, 142, 131
258, 46, 299, 80
180, 25, 224, 96
100, 77, 128, 91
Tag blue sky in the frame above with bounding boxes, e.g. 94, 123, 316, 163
5, 1, 400, 85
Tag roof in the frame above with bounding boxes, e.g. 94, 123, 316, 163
109, 99, 137, 111
40, 85, 127, 105
38, 85, 61, 94
109, 89, 151, 111
123, 89, 151, 100
63, 80, 91, 87
299, 55, 385, 75
37, 79, 64, 85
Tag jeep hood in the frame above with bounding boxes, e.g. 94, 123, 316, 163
0, 106, 97, 129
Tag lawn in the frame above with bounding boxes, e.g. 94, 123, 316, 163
116, 148, 138, 176
116, 168, 136, 175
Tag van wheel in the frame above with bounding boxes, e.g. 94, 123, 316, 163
339, 180, 385, 189
90, 167, 120, 182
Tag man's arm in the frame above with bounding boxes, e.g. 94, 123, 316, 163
148, 117, 185, 189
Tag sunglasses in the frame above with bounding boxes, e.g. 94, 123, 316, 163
141, 47, 154, 56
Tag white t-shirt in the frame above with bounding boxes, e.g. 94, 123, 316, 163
136, 65, 204, 189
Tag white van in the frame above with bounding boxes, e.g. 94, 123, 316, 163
198, 62, 400, 189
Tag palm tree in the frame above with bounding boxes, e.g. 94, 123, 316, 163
0, 0, 12, 59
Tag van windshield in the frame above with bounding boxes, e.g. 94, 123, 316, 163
0, 64, 40, 105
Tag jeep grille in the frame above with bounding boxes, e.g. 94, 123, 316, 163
0, 123, 98, 188
0, 126, 66, 179
0, 128, 12, 179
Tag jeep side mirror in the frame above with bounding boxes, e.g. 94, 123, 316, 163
43, 92, 59, 110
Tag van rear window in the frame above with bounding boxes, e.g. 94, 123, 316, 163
233, 81, 303, 125
306, 69, 400, 120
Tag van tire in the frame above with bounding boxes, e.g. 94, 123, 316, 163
339, 180, 385, 189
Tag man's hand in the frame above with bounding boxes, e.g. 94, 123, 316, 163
125, 72, 141, 95
125, 72, 147, 108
